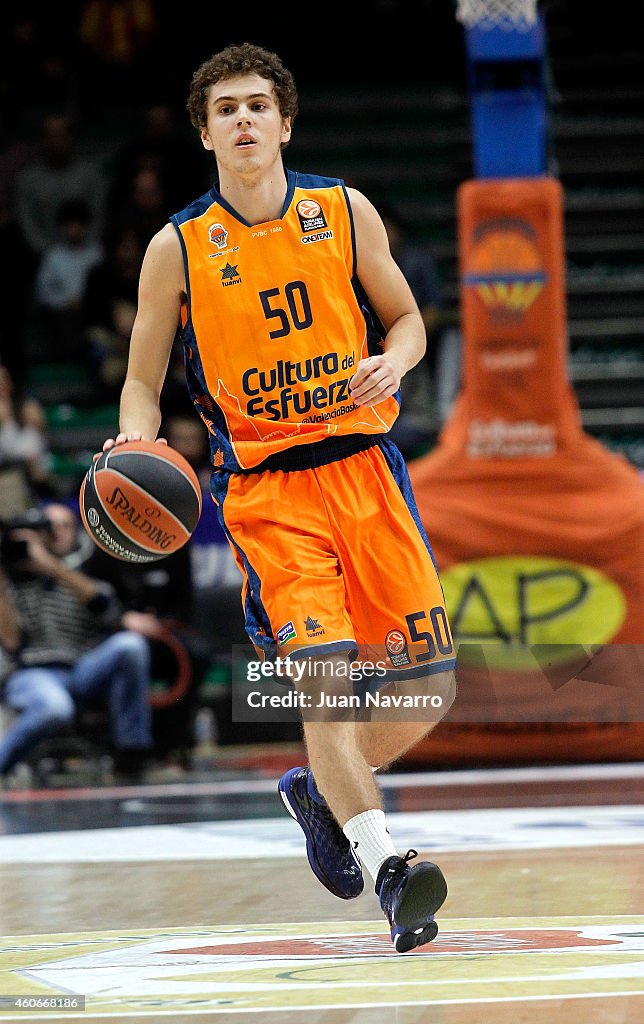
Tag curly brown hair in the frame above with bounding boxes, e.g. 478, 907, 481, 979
187, 42, 299, 130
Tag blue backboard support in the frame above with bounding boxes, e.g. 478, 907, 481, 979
465, 13, 548, 178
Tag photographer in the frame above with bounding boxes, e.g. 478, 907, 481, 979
0, 503, 153, 785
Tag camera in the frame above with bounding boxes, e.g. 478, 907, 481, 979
0, 508, 52, 569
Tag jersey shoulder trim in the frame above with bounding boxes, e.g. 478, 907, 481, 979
292, 170, 345, 190
171, 188, 219, 227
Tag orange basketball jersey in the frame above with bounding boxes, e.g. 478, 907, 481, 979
171, 170, 400, 470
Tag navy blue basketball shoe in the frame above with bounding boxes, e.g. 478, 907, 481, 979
278, 766, 364, 899
376, 849, 447, 952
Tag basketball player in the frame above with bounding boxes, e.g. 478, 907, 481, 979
102, 43, 457, 952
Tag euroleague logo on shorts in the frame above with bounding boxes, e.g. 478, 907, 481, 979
297, 198, 328, 233
385, 630, 406, 655
385, 629, 412, 667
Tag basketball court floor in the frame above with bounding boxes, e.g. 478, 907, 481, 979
0, 744, 642, 1022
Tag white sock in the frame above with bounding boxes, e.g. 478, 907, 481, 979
343, 809, 397, 883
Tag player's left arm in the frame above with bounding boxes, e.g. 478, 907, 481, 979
346, 188, 427, 408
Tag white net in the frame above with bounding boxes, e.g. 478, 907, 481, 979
456, 0, 538, 30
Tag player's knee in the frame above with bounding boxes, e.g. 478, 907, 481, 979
434, 668, 456, 716
295, 657, 357, 723
389, 668, 455, 721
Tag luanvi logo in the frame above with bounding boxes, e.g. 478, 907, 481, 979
220, 262, 242, 286
305, 616, 324, 638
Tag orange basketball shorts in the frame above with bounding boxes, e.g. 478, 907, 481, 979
211, 437, 456, 682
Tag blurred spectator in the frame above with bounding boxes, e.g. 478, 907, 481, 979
82, 227, 143, 395
108, 101, 208, 213
14, 113, 106, 258
0, 502, 153, 785
164, 411, 213, 489
109, 166, 169, 250
378, 202, 444, 371
159, 411, 245, 713
159, 335, 196, 418
0, 365, 54, 497
375, 201, 442, 450
379, 201, 462, 430
86, 297, 136, 398
34, 198, 104, 360
86, 524, 209, 770
83, 226, 142, 328
82, 411, 210, 768
161, 407, 241, 597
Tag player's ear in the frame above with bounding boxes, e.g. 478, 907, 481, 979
200, 127, 214, 152
281, 117, 292, 144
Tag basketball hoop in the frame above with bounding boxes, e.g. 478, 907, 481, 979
456, 0, 538, 31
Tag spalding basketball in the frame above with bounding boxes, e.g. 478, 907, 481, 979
79, 440, 202, 562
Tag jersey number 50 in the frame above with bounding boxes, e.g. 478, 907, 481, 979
259, 281, 313, 339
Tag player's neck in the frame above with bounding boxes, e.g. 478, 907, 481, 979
218, 164, 288, 226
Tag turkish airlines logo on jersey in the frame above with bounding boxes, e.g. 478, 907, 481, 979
297, 198, 328, 233
209, 223, 229, 248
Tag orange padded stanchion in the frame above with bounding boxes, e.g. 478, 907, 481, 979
407, 177, 644, 764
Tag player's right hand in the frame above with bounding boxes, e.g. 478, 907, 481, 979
104, 431, 143, 451
93, 432, 167, 461
93, 431, 138, 461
